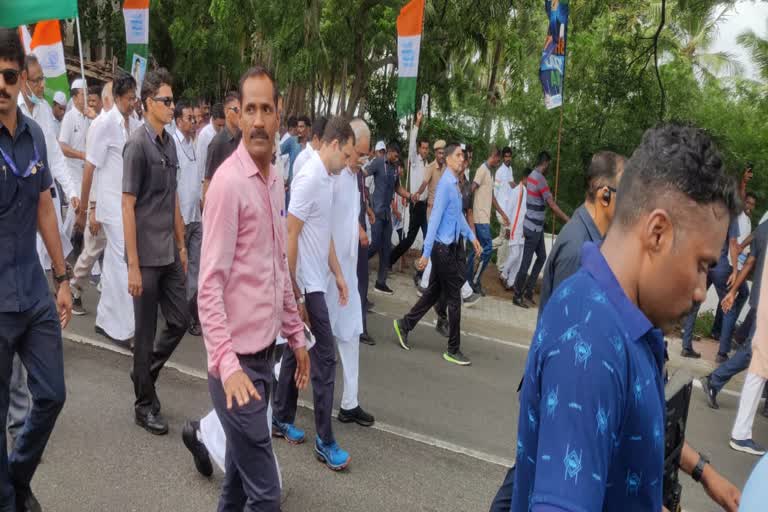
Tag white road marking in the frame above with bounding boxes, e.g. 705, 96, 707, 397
64, 330, 514, 468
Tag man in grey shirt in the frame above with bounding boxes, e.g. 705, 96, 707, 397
539, 151, 625, 314
122, 68, 189, 436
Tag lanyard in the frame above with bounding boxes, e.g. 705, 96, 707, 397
0, 140, 43, 180
143, 124, 174, 168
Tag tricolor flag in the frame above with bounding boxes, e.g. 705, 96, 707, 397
18, 25, 32, 53
30, 21, 70, 105
396, 0, 425, 119
0, 0, 78, 28
123, 0, 150, 68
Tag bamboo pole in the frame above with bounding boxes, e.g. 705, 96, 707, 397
550, 105, 564, 239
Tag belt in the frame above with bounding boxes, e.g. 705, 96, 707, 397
237, 341, 277, 363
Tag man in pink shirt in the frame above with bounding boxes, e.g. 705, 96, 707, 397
197, 66, 310, 511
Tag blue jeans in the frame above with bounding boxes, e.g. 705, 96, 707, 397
710, 320, 757, 394
467, 223, 493, 287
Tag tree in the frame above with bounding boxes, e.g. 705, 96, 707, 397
738, 20, 768, 83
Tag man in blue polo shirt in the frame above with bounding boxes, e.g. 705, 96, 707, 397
510, 124, 739, 512
0, 28, 71, 512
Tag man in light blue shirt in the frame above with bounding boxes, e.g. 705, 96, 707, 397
394, 143, 481, 366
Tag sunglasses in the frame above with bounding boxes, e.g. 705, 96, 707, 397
151, 96, 174, 107
0, 68, 20, 86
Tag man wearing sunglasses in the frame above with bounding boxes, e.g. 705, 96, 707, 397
122, 68, 190, 435
202, 91, 241, 206
0, 28, 71, 512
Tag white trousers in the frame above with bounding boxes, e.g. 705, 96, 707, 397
500, 243, 525, 288
337, 337, 360, 411
731, 372, 766, 441
96, 222, 135, 340
420, 261, 473, 300
36, 192, 72, 270
199, 359, 283, 486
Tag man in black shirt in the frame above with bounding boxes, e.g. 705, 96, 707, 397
202, 91, 241, 204
122, 68, 189, 435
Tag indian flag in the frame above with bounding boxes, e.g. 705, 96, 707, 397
396, 0, 425, 119
0, 0, 78, 28
123, 0, 149, 68
30, 21, 70, 105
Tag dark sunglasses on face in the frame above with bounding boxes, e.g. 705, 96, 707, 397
151, 96, 174, 108
0, 68, 20, 86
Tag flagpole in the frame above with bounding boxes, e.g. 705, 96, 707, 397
74, 16, 87, 89
550, 105, 564, 240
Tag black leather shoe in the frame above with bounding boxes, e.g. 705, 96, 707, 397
525, 296, 537, 306
513, 296, 529, 309
681, 348, 701, 359
360, 332, 376, 346
188, 322, 202, 337
700, 377, 719, 410
16, 489, 41, 512
337, 406, 375, 427
182, 420, 213, 477
135, 410, 169, 435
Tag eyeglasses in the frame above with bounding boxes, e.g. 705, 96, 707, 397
226, 106, 240, 114
0, 68, 20, 86
27, 75, 44, 85
185, 116, 197, 124
151, 96, 174, 108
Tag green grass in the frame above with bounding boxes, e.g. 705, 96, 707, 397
693, 310, 716, 338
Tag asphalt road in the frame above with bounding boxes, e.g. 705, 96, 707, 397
28, 281, 768, 511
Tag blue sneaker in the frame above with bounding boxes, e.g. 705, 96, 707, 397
272, 419, 305, 444
730, 438, 766, 456
314, 436, 350, 471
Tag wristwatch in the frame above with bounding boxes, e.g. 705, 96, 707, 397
692, 452, 710, 483
53, 263, 74, 285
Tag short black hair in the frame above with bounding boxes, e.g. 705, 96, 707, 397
387, 141, 401, 154
88, 84, 103, 97
141, 67, 173, 109
70, 87, 84, 98
197, 96, 209, 107
522, 167, 533, 177
321, 116, 355, 147
615, 123, 740, 228
224, 91, 240, 106
237, 66, 278, 107
536, 151, 552, 166
0, 28, 24, 69
298, 115, 311, 126
465, 144, 474, 154
113, 73, 137, 99
488, 145, 500, 158
502, 146, 513, 157
417, 137, 430, 147
174, 100, 192, 120
311, 116, 328, 140
586, 151, 625, 201
746, 191, 758, 202
211, 102, 225, 120
287, 116, 298, 129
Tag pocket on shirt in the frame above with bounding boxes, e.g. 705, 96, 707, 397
149, 164, 171, 194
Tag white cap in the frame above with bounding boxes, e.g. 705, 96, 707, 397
71, 78, 86, 90
53, 91, 67, 107
375, 140, 386, 152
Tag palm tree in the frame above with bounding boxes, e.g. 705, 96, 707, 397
737, 21, 768, 83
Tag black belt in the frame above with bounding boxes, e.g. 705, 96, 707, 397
237, 340, 277, 363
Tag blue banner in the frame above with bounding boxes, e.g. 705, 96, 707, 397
539, 0, 569, 109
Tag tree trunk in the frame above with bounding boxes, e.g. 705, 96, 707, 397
480, 39, 504, 140
326, 74, 335, 117
337, 59, 347, 116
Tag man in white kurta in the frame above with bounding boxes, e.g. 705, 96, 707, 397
89, 83, 141, 343
493, 149, 515, 268
500, 177, 528, 289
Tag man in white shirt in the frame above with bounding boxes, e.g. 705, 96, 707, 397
18, 55, 77, 268
173, 101, 204, 336
500, 169, 529, 289
59, 79, 91, 258
274, 116, 354, 471
291, 116, 327, 180
88, 74, 141, 346
196, 102, 223, 195
391, 112, 429, 271
493, 146, 515, 273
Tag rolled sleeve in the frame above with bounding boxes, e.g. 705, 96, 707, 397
198, 175, 241, 380
423, 179, 449, 259
86, 120, 109, 169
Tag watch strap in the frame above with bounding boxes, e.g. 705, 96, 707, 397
692, 453, 710, 482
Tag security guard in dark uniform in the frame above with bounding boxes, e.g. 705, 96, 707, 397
0, 28, 71, 512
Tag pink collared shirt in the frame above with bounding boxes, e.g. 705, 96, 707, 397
199, 142, 305, 383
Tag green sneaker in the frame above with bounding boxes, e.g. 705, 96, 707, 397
393, 319, 410, 350
443, 350, 471, 366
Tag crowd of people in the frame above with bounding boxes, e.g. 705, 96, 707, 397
2, 23, 768, 512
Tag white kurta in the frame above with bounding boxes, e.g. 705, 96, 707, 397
325, 168, 363, 341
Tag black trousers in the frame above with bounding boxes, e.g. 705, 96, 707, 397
274, 292, 336, 444
210, 351, 280, 511
133, 255, 189, 415
357, 243, 369, 334
0, 297, 66, 511
401, 242, 464, 353
390, 201, 428, 266
513, 228, 546, 299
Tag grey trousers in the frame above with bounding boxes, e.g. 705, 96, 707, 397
7, 356, 30, 443
210, 353, 280, 511
184, 222, 202, 301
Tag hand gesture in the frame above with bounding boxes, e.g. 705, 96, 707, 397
726, 271, 737, 289
473, 239, 482, 258
294, 347, 310, 390
128, 264, 143, 297
415, 111, 423, 127
297, 301, 310, 328
702, 466, 740, 512
501, 213, 511, 227
359, 230, 369, 248
721, 292, 736, 313
223, 370, 261, 409
180, 248, 189, 274
89, 208, 101, 237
